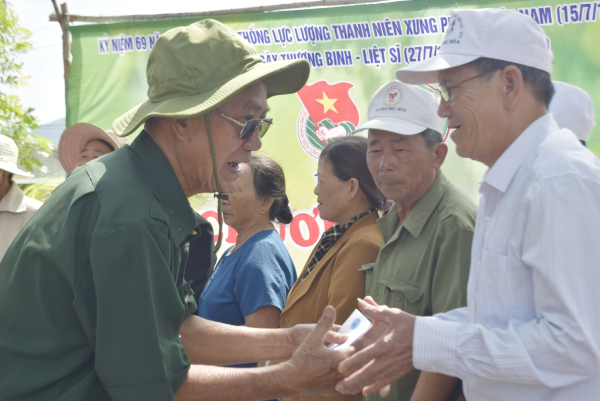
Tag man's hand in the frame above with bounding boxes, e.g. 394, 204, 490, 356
282, 306, 355, 397
286, 321, 347, 358
335, 297, 416, 397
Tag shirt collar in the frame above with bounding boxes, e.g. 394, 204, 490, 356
482, 113, 556, 193
378, 171, 448, 240
130, 130, 197, 245
0, 182, 27, 214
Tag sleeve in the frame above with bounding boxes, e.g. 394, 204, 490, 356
327, 236, 379, 325
234, 239, 294, 316
414, 176, 600, 387
85, 221, 190, 401
430, 215, 474, 314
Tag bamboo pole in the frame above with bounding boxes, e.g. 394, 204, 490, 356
48, 0, 390, 23
50, 0, 70, 105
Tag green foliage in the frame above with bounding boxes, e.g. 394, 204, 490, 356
0, 0, 53, 173
22, 180, 62, 203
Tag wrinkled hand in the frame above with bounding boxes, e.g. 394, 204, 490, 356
284, 306, 355, 397
287, 321, 347, 357
335, 297, 416, 397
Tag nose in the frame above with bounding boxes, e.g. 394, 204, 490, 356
378, 151, 395, 171
438, 98, 451, 118
242, 130, 262, 151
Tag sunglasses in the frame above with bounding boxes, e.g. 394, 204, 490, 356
215, 111, 273, 140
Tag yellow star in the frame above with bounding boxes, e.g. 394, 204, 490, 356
316, 91, 338, 114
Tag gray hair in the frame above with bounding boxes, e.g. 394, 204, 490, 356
468, 57, 555, 108
420, 128, 443, 148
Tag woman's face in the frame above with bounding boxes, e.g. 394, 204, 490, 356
76, 139, 113, 167
221, 163, 265, 231
314, 157, 351, 224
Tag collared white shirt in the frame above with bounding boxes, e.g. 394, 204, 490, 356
413, 114, 600, 400
0, 182, 42, 260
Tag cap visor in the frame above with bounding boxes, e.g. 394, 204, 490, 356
352, 117, 427, 136
113, 59, 310, 137
396, 54, 479, 84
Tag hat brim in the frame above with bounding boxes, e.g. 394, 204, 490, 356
0, 161, 34, 179
396, 54, 479, 85
352, 117, 427, 136
113, 59, 310, 137
59, 123, 127, 173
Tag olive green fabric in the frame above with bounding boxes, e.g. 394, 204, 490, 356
362, 171, 476, 401
113, 19, 310, 137
0, 131, 198, 401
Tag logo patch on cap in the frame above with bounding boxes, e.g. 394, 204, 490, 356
383, 87, 404, 106
442, 15, 464, 45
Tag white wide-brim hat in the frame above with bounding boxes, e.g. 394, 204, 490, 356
396, 8, 554, 84
353, 81, 445, 136
58, 123, 130, 173
0, 134, 34, 179
549, 81, 595, 142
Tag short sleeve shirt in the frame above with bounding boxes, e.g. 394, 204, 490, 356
0, 131, 198, 401
198, 230, 296, 324
363, 171, 477, 401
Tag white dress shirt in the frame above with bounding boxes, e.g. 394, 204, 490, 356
0, 182, 42, 260
413, 114, 600, 400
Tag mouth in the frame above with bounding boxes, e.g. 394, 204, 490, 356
227, 161, 241, 170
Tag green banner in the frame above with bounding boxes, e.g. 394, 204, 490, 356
67, 0, 600, 267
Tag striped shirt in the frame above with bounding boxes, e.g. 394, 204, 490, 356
413, 114, 600, 400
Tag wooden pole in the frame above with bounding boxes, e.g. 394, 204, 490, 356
48, 0, 390, 23
50, 0, 70, 105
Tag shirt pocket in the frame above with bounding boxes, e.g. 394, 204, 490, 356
359, 263, 375, 292
478, 249, 521, 324
378, 277, 424, 312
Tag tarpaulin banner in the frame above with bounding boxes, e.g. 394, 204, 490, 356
67, 0, 600, 267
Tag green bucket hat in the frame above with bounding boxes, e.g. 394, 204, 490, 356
112, 19, 310, 137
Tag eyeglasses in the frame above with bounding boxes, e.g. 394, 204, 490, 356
215, 111, 273, 140
434, 71, 493, 103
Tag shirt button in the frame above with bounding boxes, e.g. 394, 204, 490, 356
470, 307, 475, 314
178, 228, 182, 232
432, 364, 438, 370
382, 254, 388, 259
484, 216, 490, 222
476, 260, 481, 267
396, 297, 401, 302
201, 298, 204, 302
375, 289, 379, 296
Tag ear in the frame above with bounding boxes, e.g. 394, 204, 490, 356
172, 118, 188, 142
499, 65, 524, 110
259, 195, 275, 213
348, 177, 360, 199
431, 142, 448, 169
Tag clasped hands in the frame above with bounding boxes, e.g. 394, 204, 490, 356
289, 296, 416, 397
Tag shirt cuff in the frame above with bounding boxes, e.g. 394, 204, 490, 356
413, 316, 458, 376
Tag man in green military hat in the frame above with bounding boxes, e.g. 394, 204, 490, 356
0, 20, 351, 401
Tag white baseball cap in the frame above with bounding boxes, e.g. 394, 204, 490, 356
0, 134, 34, 179
352, 81, 445, 136
549, 81, 595, 142
396, 8, 554, 85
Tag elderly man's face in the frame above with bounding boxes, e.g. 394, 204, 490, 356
183, 82, 267, 194
367, 130, 443, 205
437, 64, 504, 165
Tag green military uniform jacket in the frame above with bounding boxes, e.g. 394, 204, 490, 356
0, 131, 198, 401
362, 171, 476, 401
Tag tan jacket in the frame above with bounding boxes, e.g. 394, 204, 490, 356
280, 211, 383, 401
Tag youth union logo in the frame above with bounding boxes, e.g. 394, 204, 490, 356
383, 86, 403, 106
296, 80, 361, 159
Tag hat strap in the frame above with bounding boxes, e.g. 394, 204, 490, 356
205, 114, 225, 254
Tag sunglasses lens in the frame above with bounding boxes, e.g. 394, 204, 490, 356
259, 119, 272, 138
240, 120, 260, 140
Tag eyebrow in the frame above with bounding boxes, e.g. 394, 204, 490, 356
244, 100, 270, 113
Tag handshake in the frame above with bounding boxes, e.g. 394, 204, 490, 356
280, 296, 416, 398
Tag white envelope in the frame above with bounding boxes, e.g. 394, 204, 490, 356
328, 309, 372, 350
